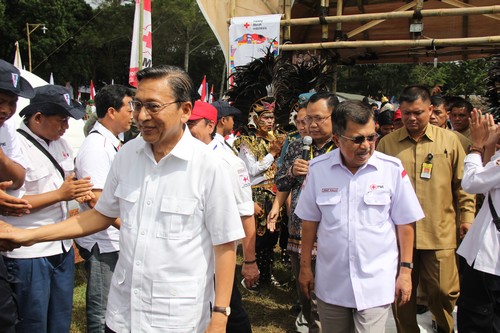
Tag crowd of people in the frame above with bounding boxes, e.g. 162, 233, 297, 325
0, 56, 499, 333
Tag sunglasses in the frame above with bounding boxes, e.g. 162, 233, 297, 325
339, 133, 378, 145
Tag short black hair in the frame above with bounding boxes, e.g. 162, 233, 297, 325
431, 95, 446, 108
450, 98, 473, 114
332, 100, 374, 135
399, 85, 431, 105
308, 92, 340, 113
95, 84, 134, 118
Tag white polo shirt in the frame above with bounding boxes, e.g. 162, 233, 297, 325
0, 118, 26, 168
0, 118, 27, 198
457, 150, 500, 276
96, 129, 244, 333
75, 121, 121, 253
295, 150, 424, 310
3, 122, 74, 259
208, 138, 253, 216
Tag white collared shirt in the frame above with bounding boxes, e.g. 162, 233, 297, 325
3, 122, 74, 259
238, 141, 275, 185
457, 150, 500, 276
75, 121, 121, 253
208, 138, 253, 216
96, 129, 244, 333
295, 150, 424, 310
0, 118, 27, 198
214, 132, 237, 155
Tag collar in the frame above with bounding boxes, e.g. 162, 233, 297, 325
208, 138, 218, 150
397, 124, 435, 143
93, 121, 121, 149
19, 121, 50, 148
141, 126, 194, 162
330, 148, 379, 172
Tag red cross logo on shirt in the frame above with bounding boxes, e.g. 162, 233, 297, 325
244, 22, 250, 29
370, 184, 377, 191
243, 176, 249, 183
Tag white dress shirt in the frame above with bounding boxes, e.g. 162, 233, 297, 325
75, 121, 121, 253
457, 150, 500, 276
238, 140, 275, 185
208, 138, 254, 216
3, 122, 74, 259
295, 150, 424, 310
96, 129, 244, 332
0, 118, 27, 198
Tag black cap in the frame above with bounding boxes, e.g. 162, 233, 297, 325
211, 100, 241, 120
0, 59, 35, 98
377, 110, 394, 126
19, 85, 85, 119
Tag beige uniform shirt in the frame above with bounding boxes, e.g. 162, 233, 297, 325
377, 124, 475, 250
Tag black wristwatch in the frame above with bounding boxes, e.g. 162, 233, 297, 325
213, 306, 231, 316
400, 262, 414, 269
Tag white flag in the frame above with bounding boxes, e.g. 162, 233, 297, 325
129, 0, 152, 87
13, 41, 23, 69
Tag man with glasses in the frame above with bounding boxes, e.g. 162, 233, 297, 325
269, 91, 338, 332
297, 100, 423, 333
377, 85, 475, 333
0, 66, 244, 333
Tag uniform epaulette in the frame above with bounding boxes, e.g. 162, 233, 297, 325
375, 151, 402, 167
309, 151, 332, 166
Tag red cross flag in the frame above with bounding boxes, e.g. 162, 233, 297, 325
129, 0, 152, 87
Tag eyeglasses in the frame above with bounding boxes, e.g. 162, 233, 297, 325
339, 133, 378, 145
129, 100, 181, 115
303, 115, 331, 125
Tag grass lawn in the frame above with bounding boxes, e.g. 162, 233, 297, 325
70, 249, 297, 333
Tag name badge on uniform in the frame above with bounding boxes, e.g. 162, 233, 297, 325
420, 153, 434, 179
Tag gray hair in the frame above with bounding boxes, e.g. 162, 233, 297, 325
137, 65, 195, 105
332, 100, 373, 135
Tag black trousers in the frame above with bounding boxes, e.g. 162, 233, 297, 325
458, 261, 500, 333
0, 256, 18, 333
227, 274, 252, 333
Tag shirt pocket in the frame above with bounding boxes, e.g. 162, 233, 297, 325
151, 279, 198, 329
114, 183, 141, 229
26, 166, 50, 182
157, 197, 198, 240
316, 193, 342, 228
362, 190, 391, 226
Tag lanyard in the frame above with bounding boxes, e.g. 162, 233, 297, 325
310, 141, 334, 160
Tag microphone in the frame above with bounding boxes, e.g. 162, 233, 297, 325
301, 136, 313, 160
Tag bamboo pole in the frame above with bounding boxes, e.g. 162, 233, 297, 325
284, 0, 292, 40
320, 0, 329, 41
347, 1, 417, 38
441, 0, 500, 21
278, 5, 500, 26
280, 35, 500, 51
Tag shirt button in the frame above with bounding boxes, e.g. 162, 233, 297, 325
134, 289, 139, 295
140, 230, 146, 235
146, 200, 152, 205
350, 256, 355, 261
136, 261, 141, 266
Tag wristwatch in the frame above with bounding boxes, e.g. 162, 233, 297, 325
213, 306, 231, 317
400, 262, 414, 269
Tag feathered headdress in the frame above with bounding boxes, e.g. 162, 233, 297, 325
226, 45, 277, 129
273, 53, 335, 128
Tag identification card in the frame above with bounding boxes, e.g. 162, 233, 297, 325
420, 162, 433, 179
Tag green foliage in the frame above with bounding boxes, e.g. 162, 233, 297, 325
337, 59, 488, 100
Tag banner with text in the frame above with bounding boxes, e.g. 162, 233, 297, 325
228, 14, 280, 78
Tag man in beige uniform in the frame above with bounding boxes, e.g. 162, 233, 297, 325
377, 85, 475, 333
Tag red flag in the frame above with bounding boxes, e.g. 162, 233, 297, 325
90, 80, 96, 100
197, 76, 207, 101
129, 0, 153, 87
